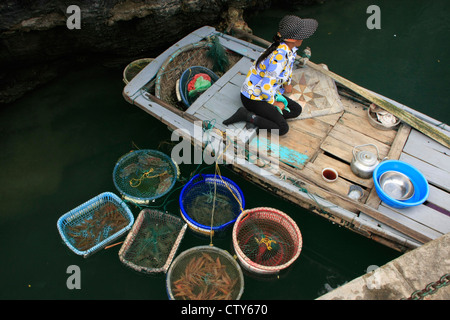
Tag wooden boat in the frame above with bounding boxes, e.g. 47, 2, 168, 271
123, 26, 450, 252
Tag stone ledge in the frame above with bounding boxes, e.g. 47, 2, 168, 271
316, 232, 450, 300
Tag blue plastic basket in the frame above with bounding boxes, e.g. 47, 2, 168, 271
373, 160, 429, 209
179, 174, 245, 236
57, 192, 134, 257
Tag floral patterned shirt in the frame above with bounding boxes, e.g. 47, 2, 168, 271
241, 42, 297, 104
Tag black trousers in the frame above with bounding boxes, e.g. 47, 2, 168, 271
240, 93, 302, 135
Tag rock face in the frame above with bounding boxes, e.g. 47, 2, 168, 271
0, 0, 322, 103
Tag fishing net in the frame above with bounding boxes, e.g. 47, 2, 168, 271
206, 35, 230, 73
179, 174, 245, 236
166, 245, 244, 300
155, 37, 242, 110
113, 149, 178, 204
118, 209, 187, 274
57, 192, 134, 258
232, 207, 302, 274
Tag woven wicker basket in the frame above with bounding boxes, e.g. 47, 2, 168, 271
118, 209, 187, 274
232, 207, 302, 275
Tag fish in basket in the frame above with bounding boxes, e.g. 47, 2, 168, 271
57, 192, 134, 258
232, 207, 303, 275
113, 149, 179, 205
118, 209, 187, 274
179, 174, 245, 236
166, 245, 244, 300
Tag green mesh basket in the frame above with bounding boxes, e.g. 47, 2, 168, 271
118, 209, 187, 274
123, 58, 154, 84
113, 149, 178, 204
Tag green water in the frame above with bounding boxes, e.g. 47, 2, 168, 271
1, 0, 448, 300
249, 0, 450, 125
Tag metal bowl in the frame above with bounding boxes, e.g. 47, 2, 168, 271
347, 185, 364, 201
379, 171, 415, 200
367, 106, 400, 131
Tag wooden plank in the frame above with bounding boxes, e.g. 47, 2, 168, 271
195, 93, 243, 130
368, 89, 450, 134
313, 111, 343, 126
406, 128, 450, 155
340, 95, 369, 117
378, 204, 448, 238
195, 105, 237, 132
321, 134, 389, 164
303, 162, 369, 203
386, 124, 412, 160
203, 91, 240, 120
278, 130, 319, 166
221, 32, 266, 54
328, 123, 390, 158
249, 136, 310, 170
217, 82, 242, 105
320, 135, 353, 162
194, 92, 256, 144
237, 58, 254, 74
338, 111, 397, 146
427, 184, 450, 214
191, 26, 218, 38
357, 212, 434, 246
311, 153, 374, 188
288, 117, 333, 140
229, 73, 246, 87
403, 130, 450, 172
218, 34, 262, 60
399, 152, 450, 191
320, 122, 390, 164
281, 124, 322, 151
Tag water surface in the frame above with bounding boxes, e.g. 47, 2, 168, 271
2, 0, 448, 300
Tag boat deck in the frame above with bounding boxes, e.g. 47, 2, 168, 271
123, 26, 450, 251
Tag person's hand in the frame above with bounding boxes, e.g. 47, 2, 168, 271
283, 84, 292, 93
274, 101, 285, 110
